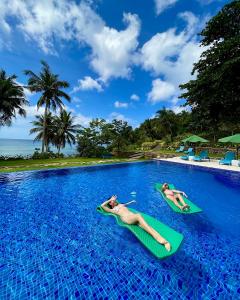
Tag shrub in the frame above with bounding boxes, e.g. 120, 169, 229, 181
32, 151, 64, 159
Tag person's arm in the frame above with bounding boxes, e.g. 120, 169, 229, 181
101, 196, 115, 213
172, 190, 188, 197
123, 200, 136, 206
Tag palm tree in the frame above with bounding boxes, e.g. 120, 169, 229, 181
30, 113, 55, 152
0, 69, 28, 126
25, 61, 70, 152
53, 110, 79, 154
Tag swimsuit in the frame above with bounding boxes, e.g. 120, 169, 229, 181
165, 190, 174, 197
112, 206, 120, 212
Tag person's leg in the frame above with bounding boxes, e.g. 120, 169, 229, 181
167, 195, 184, 210
175, 194, 189, 209
136, 214, 171, 251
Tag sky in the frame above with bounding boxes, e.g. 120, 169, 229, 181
0, 0, 230, 139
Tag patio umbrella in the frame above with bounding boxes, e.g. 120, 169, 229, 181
182, 135, 209, 143
182, 135, 209, 153
218, 134, 240, 159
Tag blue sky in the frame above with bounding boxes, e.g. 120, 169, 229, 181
0, 0, 229, 139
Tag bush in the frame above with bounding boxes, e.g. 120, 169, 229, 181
141, 140, 164, 151
31, 151, 64, 159
0, 155, 31, 161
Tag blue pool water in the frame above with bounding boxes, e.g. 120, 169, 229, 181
0, 161, 240, 299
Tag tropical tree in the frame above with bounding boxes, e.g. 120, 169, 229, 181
30, 113, 55, 152
109, 119, 133, 152
179, 0, 240, 133
0, 69, 28, 126
156, 108, 178, 141
135, 118, 160, 141
76, 118, 109, 157
25, 61, 70, 152
53, 110, 79, 154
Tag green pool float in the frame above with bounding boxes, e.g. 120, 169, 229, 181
97, 205, 183, 259
155, 183, 202, 214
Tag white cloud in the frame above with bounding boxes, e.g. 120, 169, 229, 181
0, 1, 140, 82
24, 105, 45, 117
109, 112, 138, 127
141, 11, 206, 104
72, 76, 103, 93
74, 113, 91, 127
114, 101, 129, 108
140, 12, 199, 80
154, 0, 178, 15
72, 96, 81, 103
89, 13, 140, 81
130, 94, 140, 101
148, 78, 175, 103
16, 81, 34, 97
171, 105, 185, 114
197, 0, 220, 4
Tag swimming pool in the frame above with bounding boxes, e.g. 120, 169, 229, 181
0, 161, 239, 299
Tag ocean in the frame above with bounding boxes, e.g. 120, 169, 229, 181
0, 139, 77, 157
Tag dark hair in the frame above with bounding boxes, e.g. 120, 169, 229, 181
162, 183, 169, 192
107, 196, 113, 209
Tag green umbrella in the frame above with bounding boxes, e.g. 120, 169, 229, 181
182, 135, 209, 153
182, 135, 209, 143
218, 134, 240, 159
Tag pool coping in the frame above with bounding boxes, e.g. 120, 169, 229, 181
155, 158, 240, 174
0, 159, 152, 176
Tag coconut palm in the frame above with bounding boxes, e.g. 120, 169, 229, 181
53, 110, 79, 154
25, 61, 70, 152
30, 113, 55, 152
0, 69, 28, 126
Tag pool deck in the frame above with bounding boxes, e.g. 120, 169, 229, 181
154, 157, 240, 172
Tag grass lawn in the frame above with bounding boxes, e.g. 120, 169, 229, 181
0, 149, 224, 173
0, 157, 144, 173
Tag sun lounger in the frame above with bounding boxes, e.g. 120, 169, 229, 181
184, 147, 193, 154
219, 151, 235, 165
176, 145, 184, 153
180, 151, 194, 160
193, 150, 210, 161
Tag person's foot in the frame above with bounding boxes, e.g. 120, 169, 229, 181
159, 239, 171, 252
164, 242, 171, 252
183, 204, 190, 210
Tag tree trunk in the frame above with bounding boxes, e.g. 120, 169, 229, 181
42, 105, 48, 153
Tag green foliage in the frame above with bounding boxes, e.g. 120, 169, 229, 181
141, 141, 161, 151
53, 110, 79, 153
76, 118, 134, 157
30, 112, 55, 152
0, 155, 29, 161
32, 151, 64, 159
25, 61, 70, 152
0, 70, 28, 126
108, 119, 134, 152
179, 1, 240, 129
76, 119, 107, 157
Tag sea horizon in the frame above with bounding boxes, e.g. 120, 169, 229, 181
0, 138, 77, 156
